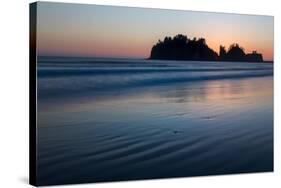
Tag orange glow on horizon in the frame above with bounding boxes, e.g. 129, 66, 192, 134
37, 3, 274, 61
38, 35, 273, 61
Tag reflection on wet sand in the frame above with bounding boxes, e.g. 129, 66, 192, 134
37, 76, 273, 185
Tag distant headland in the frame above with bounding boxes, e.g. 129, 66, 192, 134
150, 34, 267, 63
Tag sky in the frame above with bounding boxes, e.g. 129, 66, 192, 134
36, 2, 274, 61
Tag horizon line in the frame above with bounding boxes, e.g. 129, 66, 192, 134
37, 54, 274, 62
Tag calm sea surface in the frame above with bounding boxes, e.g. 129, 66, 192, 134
37, 57, 273, 185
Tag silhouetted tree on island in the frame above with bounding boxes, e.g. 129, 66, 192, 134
220, 43, 263, 62
224, 43, 246, 61
150, 34, 263, 62
150, 34, 218, 61
219, 45, 227, 61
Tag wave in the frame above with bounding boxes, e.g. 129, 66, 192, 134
37, 60, 273, 99
37, 67, 273, 78
37, 70, 273, 100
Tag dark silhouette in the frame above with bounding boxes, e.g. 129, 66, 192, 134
219, 45, 227, 61
223, 43, 246, 61
150, 34, 218, 61
150, 34, 264, 62
220, 44, 263, 62
245, 51, 263, 62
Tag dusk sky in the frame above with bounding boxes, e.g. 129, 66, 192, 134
37, 2, 274, 61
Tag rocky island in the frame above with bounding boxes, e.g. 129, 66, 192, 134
150, 34, 264, 62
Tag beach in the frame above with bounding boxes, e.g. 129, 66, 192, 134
36, 58, 273, 185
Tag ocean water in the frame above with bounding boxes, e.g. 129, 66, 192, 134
36, 57, 273, 185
